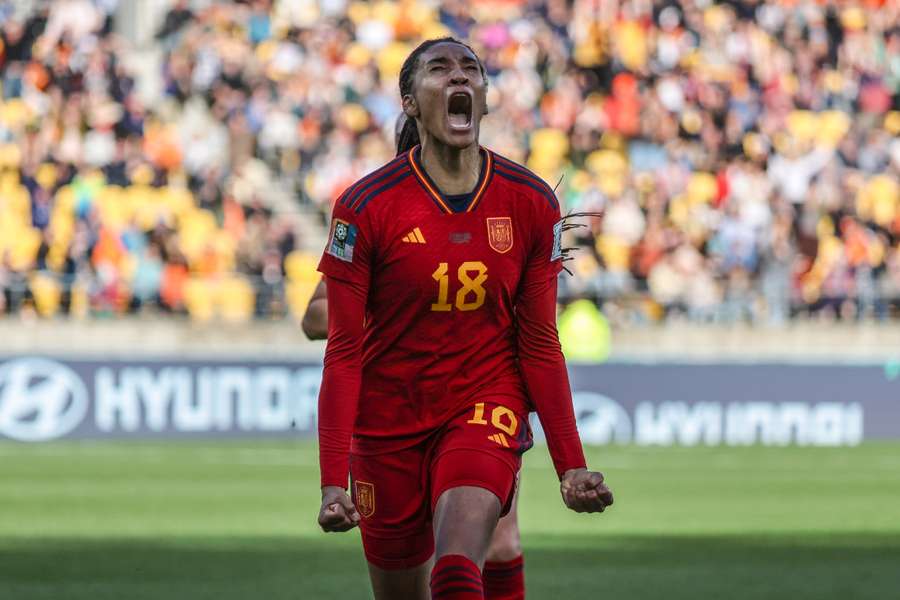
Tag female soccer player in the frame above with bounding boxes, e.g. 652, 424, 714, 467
304, 114, 528, 599
305, 286, 527, 600
316, 38, 613, 600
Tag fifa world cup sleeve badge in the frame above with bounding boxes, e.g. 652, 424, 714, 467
327, 218, 358, 262
354, 480, 375, 518
551, 219, 563, 261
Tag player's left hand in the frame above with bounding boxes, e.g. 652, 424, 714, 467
560, 468, 614, 513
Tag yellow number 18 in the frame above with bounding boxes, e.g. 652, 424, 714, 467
431, 261, 487, 312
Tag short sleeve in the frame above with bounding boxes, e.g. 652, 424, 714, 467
317, 200, 376, 288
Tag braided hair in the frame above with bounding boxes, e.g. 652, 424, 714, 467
395, 37, 487, 156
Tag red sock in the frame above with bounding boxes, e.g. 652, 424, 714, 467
483, 555, 525, 600
431, 554, 484, 599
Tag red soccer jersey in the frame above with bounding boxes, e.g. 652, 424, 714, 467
317, 145, 586, 487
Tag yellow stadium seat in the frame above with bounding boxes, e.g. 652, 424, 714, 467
371, 0, 399, 24
585, 148, 627, 177
54, 185, 76, 215
857, 174, 899, 228
0, 175, 30, 221
338, 103, 371, 133
29, 273, 61, 317
526, 155, 563, 186
178, 209, 218, 263
786, 110, 818, 142
595, 235, 629, 272
584, 149, 627, 197
0, 143, 22, 169
530, 128, 570, 161
162, 186, 195, 217
0, 98, 32, 129
45, 242, 67, 272
49, 211, 74, 248
377, 42, 412, 79
36, 163, 57, 189
346, 2, 371, 24
686, 172, 717, 205
817, 111, 851, 147
668, 193, 690, 229
6, 227, 41, 270
344, 43, 372, 68
212, 231, 237, 272
885, 111, 900, 136
218, 276, 255, 323
284, 250, 319, 282
69, 280, 90, 319
183, 277, 216, 323
613, 20, 648, 71
286, 279, 319, 321
96, 185, 127, 230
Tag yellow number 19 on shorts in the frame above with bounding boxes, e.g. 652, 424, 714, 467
467, 402, 518, 447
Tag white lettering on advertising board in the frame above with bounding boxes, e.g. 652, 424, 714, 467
94, 366, 324, 434
636, 401, 862, 447
0, 358, 870, 446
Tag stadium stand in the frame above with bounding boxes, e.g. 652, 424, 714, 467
0, 0, 898, 324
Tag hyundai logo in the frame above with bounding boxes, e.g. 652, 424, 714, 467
530, 392, 632, 445
0, 358, 88, 441
572, 392, 632, 444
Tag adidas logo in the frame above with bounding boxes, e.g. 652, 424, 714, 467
402, 228, 426, 244
488, 433, 509, 448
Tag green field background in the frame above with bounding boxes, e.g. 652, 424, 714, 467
1, 441, 898, 599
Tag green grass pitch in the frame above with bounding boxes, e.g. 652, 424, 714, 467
1, 440, 898, 599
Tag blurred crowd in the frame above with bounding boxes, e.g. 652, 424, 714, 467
0, 0, 898, 325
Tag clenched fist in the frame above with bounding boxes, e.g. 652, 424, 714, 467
318, 486, 361, 532
560, 468, 614, 513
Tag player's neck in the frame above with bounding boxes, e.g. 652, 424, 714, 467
419, 139, 481, 196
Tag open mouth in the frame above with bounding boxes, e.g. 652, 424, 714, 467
447, 92, 472, 130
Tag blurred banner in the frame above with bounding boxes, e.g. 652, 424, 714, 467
0, 357, 896, 445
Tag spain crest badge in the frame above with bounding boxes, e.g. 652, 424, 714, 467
486, 217, 513, 254
354, 480, 375, 518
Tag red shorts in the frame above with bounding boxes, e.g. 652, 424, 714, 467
349, 399, 533, 570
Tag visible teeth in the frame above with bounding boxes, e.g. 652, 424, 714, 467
448, 93, 471, 129
449, 113, 469, 128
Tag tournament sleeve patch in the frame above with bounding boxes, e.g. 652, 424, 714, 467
327, 218, 358, 262
551, 219, 563, 261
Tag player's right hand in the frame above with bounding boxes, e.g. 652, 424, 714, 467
560, 468, 614, 513
318, 485, 361, 532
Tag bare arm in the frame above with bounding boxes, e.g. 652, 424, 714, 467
301, 279, 328, 340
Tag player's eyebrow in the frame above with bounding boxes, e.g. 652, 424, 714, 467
425, 55, 479, 71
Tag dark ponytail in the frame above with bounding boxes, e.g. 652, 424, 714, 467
395, 114, 420, 156
395, 36, 487, 156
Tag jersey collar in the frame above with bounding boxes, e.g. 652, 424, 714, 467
407, 145, 494, 214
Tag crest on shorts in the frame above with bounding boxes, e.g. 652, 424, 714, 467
327, 218, 357, 262
486, 217, 513, 254
354, 480, 375, 518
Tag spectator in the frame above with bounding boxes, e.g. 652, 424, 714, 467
0, 0, 896, 324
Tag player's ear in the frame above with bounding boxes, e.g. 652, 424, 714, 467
402, 94, 419, 118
